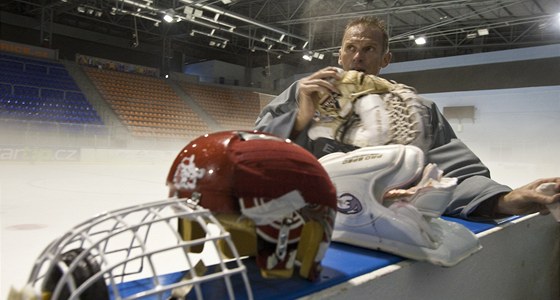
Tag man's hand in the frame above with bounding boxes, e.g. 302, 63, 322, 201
294, 67, 341, 132
496, 178, 560, 215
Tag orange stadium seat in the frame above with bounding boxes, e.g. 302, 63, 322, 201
83, 67, 211, 138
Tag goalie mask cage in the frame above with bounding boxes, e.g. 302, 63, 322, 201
23, 198, 254, 300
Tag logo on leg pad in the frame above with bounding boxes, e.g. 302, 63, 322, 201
337, 193, 363, 214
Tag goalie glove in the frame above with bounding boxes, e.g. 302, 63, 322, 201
315, 69, 395, 119
319, 145, 481, 267
309, 69, 432, 153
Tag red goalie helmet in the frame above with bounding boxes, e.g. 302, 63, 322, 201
167, 130, 337, 281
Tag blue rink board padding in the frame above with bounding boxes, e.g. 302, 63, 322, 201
115, 216, 517, 299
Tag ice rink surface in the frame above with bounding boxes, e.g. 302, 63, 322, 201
0, 161, 172, 297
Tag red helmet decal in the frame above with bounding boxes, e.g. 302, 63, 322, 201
173, 154, 206, 190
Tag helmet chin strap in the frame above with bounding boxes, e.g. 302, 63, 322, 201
275, 219, 291, 261
239, 191, 307, 271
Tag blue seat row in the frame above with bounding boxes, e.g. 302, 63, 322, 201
0, 53, 65, 68
1, 52, 104, 127
0, 75, 80, 91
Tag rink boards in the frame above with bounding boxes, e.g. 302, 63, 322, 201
116, 217, 503, 299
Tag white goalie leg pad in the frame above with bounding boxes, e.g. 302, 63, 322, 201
319, 144, 425, 202
319, 145, 481, 267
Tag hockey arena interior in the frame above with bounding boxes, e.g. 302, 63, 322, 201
1, 1, 560, 299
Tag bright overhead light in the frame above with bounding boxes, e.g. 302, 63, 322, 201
415, 37, 426, 45
477, 28, 489, 36
163, 14, 174, 22
302, 53, 313, 61
163, 10, 175, 22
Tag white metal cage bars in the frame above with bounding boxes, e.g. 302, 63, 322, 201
23, 198, 254, 300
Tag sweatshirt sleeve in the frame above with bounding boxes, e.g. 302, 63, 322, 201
254, 82, 299, 138
425, 100, 512, 220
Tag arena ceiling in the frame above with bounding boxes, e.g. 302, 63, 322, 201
1, 0, 559, 70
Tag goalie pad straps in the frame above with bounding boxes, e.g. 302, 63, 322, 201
306, 137, 360, 159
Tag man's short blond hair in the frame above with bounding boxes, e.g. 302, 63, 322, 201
344, 16, 390, 53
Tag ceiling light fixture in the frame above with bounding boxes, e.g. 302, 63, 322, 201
415, 37, 427, 45
477, 28, 489, 36
163, 14, 174, 22
191, 30, 229, 48
184, 6, 194, 18
260, 35, 297, 52
163, 10, 175, 22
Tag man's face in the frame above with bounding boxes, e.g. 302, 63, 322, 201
338, 24, 392, 75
